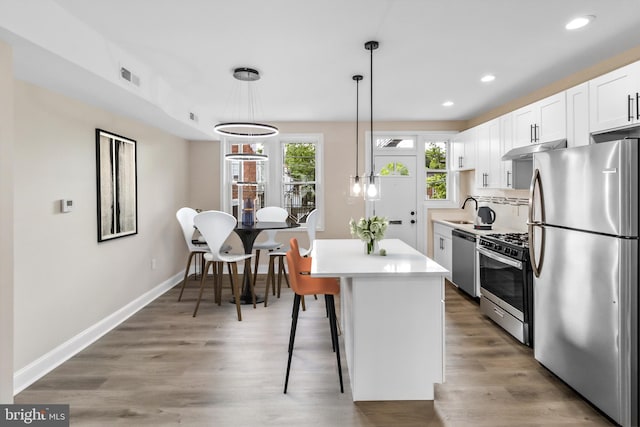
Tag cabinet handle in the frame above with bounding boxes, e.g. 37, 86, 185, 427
458, 156, 463, 168
535, 124, 539, 142
636, 92, 639, 120
507, 171, 512, 187
629, 94, 634, 122
439, 237, 443, 250
530, 124, 534, 143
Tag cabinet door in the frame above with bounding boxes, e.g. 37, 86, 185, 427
450, 133, 465, 171
566, 82, 590, 148
589, 61, 640, 133
513, 106, 535, 147
476, 119, 501, 189
462, 127, 476, 170
450, 129, 476, 171
537, 92, 566, 143
433, 233, 452, 279
500, 113, 514, 188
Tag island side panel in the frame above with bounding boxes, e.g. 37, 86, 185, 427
340, 277, 356, 391
348, 274, 444, 401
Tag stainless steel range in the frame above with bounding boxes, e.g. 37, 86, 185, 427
477, 232, 533, 346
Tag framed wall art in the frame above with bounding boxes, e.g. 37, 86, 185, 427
95, 129, 138, 242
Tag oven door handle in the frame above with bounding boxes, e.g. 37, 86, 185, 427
477, 247, 523, 270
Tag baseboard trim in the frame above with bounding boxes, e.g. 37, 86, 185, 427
13, 272, 183, 395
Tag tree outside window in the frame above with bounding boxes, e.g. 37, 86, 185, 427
425, 141, 448, 200
283, 142, 316, 223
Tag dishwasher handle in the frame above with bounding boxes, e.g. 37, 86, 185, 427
452, 229, 476, 242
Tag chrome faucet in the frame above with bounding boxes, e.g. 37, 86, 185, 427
461, 196, 478, 211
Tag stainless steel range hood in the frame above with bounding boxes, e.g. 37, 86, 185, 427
501, 138, 567, 160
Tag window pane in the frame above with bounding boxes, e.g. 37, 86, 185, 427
425, 141, 447, 170
380, 161, 410, 176
283, 143, 315, 182
229, 142, 266, 218
283, 183, 316, 222
282, 141, 317, 223
376, 137, 415, 149
426, 172, 447, 199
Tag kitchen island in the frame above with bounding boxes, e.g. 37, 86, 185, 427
311, 238, 448, 401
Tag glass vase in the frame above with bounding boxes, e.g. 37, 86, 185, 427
365, 240, 378, 255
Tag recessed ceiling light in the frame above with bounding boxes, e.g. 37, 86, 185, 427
442, 101, 454, 107
481, 74, 495, 83
565, 15, 595, 30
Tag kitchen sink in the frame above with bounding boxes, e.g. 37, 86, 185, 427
446, 220, 474, 225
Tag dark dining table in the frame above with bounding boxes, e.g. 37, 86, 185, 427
233, 221, 300, 304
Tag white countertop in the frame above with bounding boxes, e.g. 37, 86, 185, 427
433, 219, 525, 236
310, 238, 448, 278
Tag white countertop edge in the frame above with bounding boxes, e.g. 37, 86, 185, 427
310, 238, 449, 278
432, 219, 525, 235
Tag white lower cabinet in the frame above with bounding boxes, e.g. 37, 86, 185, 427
433, 222, 453, 279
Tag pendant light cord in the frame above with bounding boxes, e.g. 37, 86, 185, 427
355, 77, 360, 175
369, 44, 374, 180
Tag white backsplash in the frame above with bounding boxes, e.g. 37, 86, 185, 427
431, 170, 529, 232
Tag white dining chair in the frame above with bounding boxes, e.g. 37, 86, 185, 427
176, 207, 209, 302
193, 210, 254, 321
264, 208, 319, 307
252, 206, 289, 290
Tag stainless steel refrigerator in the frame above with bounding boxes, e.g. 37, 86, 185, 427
528, 137, 638, 427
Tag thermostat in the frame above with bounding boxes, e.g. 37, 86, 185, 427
60, 199, 73, 213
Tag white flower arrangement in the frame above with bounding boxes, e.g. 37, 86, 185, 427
349, 215, 389, 254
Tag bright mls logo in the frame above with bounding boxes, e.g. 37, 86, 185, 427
0, 405, 69, 426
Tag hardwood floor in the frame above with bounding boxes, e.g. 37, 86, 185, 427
15, 275, 615, 426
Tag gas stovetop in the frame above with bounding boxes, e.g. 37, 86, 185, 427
486, 233, 529, 247
479, 233, 529, 261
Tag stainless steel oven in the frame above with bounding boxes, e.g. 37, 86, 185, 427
477, 233, 533, 346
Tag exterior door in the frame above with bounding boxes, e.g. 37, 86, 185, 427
372, 155, 417, 248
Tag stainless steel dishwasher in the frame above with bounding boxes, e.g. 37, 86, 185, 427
451, 229, 477, 298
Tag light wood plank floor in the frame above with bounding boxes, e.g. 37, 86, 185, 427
16, 275, 615, 426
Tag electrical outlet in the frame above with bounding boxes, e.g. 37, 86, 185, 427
151, 258, 157, 270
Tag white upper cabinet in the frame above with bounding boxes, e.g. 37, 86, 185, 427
450, 128, 476, 171
566, 82, 590, 148
475, 118, 501, 189
589, 61, 640, 133
513, 92, 566, 146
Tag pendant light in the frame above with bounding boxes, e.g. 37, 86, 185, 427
364, 41, 381, 201
349, 74, 363, 197
215, 67, 279, 140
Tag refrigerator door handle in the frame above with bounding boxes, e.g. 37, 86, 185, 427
528, 169, 546, 278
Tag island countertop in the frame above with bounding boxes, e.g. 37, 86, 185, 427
310, 238, 448, 278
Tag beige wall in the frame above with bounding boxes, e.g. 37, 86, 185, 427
13, 80, 190, 371
0, 41, 15, 403
188, 140, 222, 210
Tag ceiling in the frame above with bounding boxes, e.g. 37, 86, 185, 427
2, 0, 640, 140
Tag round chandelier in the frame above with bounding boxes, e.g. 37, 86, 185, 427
214, 67, 279, 139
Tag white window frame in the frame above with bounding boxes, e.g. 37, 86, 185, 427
221, 133, 324, 231
420, 133, 459, 208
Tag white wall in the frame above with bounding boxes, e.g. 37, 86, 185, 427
13, 80, 190, 374
0, 40, 15, 403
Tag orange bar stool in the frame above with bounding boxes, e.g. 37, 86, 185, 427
284, 238, 343, 393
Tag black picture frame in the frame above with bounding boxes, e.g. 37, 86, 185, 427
95, 129, 138, 242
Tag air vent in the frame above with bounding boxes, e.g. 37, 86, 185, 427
189, 112, 198, 122
120, 66, 140, 87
